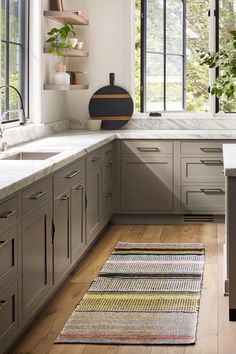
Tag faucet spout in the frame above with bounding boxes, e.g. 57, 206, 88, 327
0, 85, 26, 125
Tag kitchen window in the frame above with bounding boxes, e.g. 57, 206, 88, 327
1, 0, 29, 123
136, 0, 236, 114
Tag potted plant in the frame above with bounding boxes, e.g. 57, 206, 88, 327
199, 31, 236, 111
46, 23, 76, 58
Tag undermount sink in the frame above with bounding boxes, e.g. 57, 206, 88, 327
3, 151, 60, 160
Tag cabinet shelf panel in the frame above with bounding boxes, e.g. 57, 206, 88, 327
44, 84, 89, 91
44, 11, 89, 25
44, 48, 88, 57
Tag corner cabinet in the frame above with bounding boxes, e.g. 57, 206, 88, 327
120, 140, 173, 212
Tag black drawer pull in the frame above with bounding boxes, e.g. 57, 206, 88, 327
0, 240, 6, 249
105, 192, 112, 199
137, 147, 160, 152
66, 170, 80, 179
0, 210, 16, 219
30, 191, 47, 200
60, 194, 70, 201
75, 185, 83, 191
200, 160, 223, 166
0, 300, 7, 311
200, 147, 222, 153
91, 157, 100, 162
200, 188, 225, 195
105, 163, 112, 168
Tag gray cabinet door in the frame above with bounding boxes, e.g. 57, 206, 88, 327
22, 205, 50, 322
121, 157, 173, 211
86, 168, 100, 246
71, 182, 86, 264
53, 191, 70, 286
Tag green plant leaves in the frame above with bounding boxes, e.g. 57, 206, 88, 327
46, 23, 76, 57
199, 32, 236, 101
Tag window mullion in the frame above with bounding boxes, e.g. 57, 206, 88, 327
164, 0, 166, 111
5, 0, 10, 112
209, 0, 217, 116
141, 0, 147, 112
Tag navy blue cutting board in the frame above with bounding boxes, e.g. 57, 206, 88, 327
89, 73, 134, 130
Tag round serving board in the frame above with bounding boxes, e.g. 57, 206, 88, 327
89, 73, 134, 130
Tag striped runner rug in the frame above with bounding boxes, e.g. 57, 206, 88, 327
56, 242, 205, 345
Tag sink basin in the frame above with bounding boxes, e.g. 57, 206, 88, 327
3, 151, 60, 160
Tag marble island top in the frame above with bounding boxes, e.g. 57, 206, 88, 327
223, 144, 236, 177
2, 129, 236, 201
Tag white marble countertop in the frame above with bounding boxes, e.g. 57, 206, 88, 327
2, 129, 236, 201
223, 144, 236, 177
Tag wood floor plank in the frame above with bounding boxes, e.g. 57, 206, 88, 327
11, 223, 236, 354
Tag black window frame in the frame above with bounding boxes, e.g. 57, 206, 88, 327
140, 0, 186, 113
1, 0, 29, 123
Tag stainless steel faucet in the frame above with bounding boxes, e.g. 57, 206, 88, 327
0, 85, 26, 125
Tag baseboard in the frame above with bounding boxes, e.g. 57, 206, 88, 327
111, 214, 225, 225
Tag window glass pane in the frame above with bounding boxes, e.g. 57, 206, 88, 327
9, 0, 20, 43
219, 0, 236, 112
1, 0, 6, 40
147, 0, 164, 53
9, 43, 20, 115
146, 53, 164, 111
186, 0, 209, 113
166, 55, 183, 110
166, 0, 183, 54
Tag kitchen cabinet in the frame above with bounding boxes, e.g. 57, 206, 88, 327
86, 165, 100, 245
53, 159, 86, 286
0, 195, 20, 353
71, 181, 86, 265
120, 141, 173, 212
22, 205, 51, 322
53, 191, 70, 286
22, 178, 52, 323
121, 156, 173, 211
0, 280, 20, 353
179, 141, 226, 213
86, 143, 114, 246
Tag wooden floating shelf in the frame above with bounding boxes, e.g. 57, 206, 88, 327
44, 48, 88, 57
44, 11, 89, 25
44, 84, 89, 91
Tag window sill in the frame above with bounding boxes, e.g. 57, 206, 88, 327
132, 112, 236, 119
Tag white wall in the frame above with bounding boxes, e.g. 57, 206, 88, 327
30, 0, 68, 124
63, 0, 135, 127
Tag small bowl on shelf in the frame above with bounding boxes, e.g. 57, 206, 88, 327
77, 42, 84, 50
67, 38, 78, 49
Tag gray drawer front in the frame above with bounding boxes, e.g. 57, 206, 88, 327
181, 185, 225, 211
121, 140, 173, 155
181, 158, 224, 183
180, 142, 223, 155
0, 196, 18, 230
54, 159, 85, 197
22, 178, 50, 214
86, 149, 102, 171
0, 281, 19, 347
101, 161, 113, 195
102, 143, 113, 162
0, 226, 18, 289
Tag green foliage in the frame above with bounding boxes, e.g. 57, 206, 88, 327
46, 23, 76, 57
199, 31, 236, 108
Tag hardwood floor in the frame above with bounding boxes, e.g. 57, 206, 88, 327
11, 224, 236, 354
